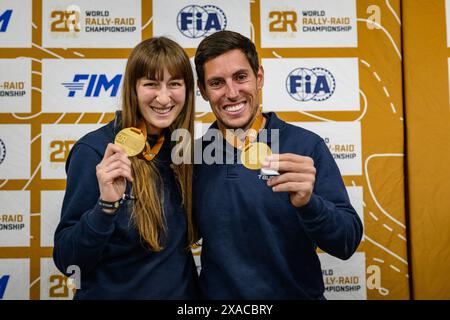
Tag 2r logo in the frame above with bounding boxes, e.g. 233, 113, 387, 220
49, 140, 76, 163
50, 5, 81, 32
49, 274, 73, 298
269, 11, 297, 32
49, 265, 80, 298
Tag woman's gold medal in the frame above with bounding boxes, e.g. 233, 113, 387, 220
114, 127, 146, 157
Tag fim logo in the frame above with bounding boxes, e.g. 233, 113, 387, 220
0, 9, 12, 32
286, 67, 335, 102
0, 275, 10, 299
62, 74, 122, 97
177, 5, 227, 38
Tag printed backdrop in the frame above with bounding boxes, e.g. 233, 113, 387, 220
0, 0, 415, 300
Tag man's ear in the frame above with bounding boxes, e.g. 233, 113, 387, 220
257, 65, 264, 90
198, 81, 209, 101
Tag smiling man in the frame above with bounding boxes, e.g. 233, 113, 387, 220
193, 30, 363, 300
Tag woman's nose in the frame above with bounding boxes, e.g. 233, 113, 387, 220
156, 86, 170, 105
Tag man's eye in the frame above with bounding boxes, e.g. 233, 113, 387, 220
237, 73, 247, 81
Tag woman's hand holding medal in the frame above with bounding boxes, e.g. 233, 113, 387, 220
96, 143, 133, 208
95, 124, 164, 214
263, 153, 316, 208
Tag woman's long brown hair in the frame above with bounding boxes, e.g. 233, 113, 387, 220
120, 37, 196, 251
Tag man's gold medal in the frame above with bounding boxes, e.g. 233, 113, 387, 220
241, 142, 272, 170
114, 127, 146, 157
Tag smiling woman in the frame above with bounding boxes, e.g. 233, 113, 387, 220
136, 69, 186, 135
52, 37, 199, 299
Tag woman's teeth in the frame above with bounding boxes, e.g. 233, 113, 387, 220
224, 102, 245, 112
151, 106, 173, 114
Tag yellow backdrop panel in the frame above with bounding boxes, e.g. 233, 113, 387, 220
0, 0, 415, 300
403, 0, 450, 300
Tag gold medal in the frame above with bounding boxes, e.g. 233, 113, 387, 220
114, 127, 146, 157
241, 142, 272, 170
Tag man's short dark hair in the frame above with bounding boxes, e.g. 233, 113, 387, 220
194, 30, 260, 87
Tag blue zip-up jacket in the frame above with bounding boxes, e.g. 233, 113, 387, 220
193, 112, 363, 299
53, 116, 199, 299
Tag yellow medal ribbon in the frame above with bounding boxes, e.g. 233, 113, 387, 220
138, 121, 165, 161
220, 111, 264, 150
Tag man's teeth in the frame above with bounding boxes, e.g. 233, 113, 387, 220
151, 107, 172, 114
224, 103, 245, 112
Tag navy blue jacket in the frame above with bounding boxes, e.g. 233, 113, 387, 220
53, 117, 199, 299
193, 112, 363, 299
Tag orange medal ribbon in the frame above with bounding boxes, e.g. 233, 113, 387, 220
138, 121, 165, 161
220, 111, 265, 151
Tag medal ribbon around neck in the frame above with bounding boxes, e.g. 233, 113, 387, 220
138, 121, 165, 161
219, 111, 272, 170
220, 111, 264, 151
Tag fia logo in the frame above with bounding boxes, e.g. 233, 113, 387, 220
62, 74, 122, 97
176, 5, 227, 38
0, 138, 6, 165
0, 9, 12, 32
285, 67, 335, 102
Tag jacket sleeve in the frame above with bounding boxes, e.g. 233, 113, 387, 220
296, 139, 363, 260
53, 142, 123, 276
